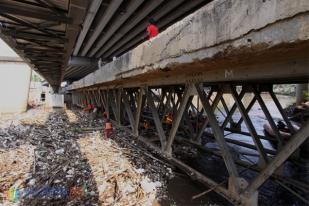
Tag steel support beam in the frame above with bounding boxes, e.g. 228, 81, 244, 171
221, 90, 246, 129
253, 86, 283, 148
161, 90, 173, 122
147, 89, 167, 150
165, 84, 194, 154
236, 96, 257, 128
230, 86, 269, 166
269, 90, 296, 134
70, 79, 308, 205
194, 90, 222, 142
243, 123, 309, 198
123, 90, 135, 131
133, 88, 145, 136
196, 83, 240, 179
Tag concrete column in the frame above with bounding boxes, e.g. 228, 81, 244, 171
296, 84, 309, 105
0, 62, 32, 115
46, 93, 64, 108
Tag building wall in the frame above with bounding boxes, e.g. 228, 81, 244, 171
0, 62, 32, 114
28, 82, 51, 106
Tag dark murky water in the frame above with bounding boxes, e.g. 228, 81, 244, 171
161, 94, 308, 205
160, 176, 231, 206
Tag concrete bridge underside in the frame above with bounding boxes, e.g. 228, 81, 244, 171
69, 0, 309, 90
68, 1, 309, 205
0, 0, 216, 90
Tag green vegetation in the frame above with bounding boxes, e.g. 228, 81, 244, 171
31, 73, 42, 82
304, 91, 309, 101
273, 84, 296, 96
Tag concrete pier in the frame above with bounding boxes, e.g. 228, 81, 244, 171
0, 39, 31, 115
46, 94, 64, 108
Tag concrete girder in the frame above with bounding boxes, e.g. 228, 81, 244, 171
0, 1, 71, 23
87, 0, 145, 57
101, 0, 209, 60
68, 56, 99, 67
79, 0, 124, 56
68, 0, 309, 91
94, 0, 166, 58
73, 0, 102, 56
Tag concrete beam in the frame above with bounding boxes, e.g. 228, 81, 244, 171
0, 56, 23, 62
73, 0, 102, 56
0, 2, 71, 23
68, 0, 309, 90
68, 56, 98, 66
79, 0, 124, 56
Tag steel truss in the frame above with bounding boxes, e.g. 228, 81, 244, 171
71, 83, 309, 205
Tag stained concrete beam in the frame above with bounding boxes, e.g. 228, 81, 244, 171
68, 56, 98, 66
68, 0, 309, 90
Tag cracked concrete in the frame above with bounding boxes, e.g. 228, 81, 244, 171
69, 0, 309, 90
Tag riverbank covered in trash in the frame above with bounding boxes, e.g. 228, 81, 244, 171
0, 108, 169, 206
3, 103, 305, 205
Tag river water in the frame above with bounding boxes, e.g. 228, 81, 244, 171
159, 94, 305, 206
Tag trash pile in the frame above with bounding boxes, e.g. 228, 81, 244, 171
0, 124, 30, 149
71, 109, 175, 200
0, 144, 35, 200
0, 108, 170, 205
78, 133, 161, 205
286, 101, 309, 123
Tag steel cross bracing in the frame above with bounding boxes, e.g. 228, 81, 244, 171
71, 83, 309, 205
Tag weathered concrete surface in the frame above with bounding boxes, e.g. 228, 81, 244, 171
0, 39, 32, 115
46, 94, 64, 108
69, 0, 309, 90
0, 62, 32, 114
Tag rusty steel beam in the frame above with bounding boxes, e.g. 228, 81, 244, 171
243, 122, 309, 198
230, 86, 269, 166
165, 84, 194, 154
196, 83, 240, 180
70, 81, 308, 205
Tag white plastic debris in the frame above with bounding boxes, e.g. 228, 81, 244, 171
55, 148, 65, 155
140, 178, 160, 193
28, 178, 36, 186
135, 168, 145, 174
67, 169, 74, 175
98, 184, 107, 193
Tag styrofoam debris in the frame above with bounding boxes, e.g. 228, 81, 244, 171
55, 148, 65, 155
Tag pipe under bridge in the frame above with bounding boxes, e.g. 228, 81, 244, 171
68, 0, 309, 205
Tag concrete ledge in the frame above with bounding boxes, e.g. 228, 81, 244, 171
69, 0, 309, 90
0, 56, 23, 62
